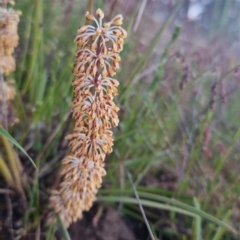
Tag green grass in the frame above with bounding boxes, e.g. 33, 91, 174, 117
1, 0, 240, 239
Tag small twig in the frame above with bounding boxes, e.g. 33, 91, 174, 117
133, 63, 159, 83
127, 171, 156, 240
93, 206, 103, 227
35, 222, 40, 240
35, 111, 71, 165
85, 0, 95, 24
0, 188, 14, 194
108, 0, 118, 19
178, 134, 192, 181
5, 192, 14, 240
38, 154, 64, 178
63, 0, 74, 25
133, 0, 148, 32
0, 70, 8, 129
208, 72, 220, 110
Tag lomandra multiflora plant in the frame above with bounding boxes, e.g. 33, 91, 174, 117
0, 0, 20, 127
50, 9, 127, 227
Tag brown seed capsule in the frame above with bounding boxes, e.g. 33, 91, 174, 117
96, 8, 104, 19
85, 11, 95, 21
111, 14, 123, 25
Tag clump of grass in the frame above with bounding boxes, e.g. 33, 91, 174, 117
49, 8, 127, 228
0, 1, 240, 239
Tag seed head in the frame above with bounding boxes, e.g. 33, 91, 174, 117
49, 9, 126, 228
0, 6, 21, 75
0, 2, 20, 127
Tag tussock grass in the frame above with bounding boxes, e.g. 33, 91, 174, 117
0, 0, 240, 239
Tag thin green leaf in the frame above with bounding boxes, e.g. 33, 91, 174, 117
98, 196, 198, 217
98, 191, 236, 234
212, 210, 232, 240
57, 215, 71, 240
0, 127, 37, 170
193, 198, 202, 240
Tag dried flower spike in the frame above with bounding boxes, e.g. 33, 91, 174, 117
50, 9, 126, 227
0, 2, 21, 75
0, 1, 20, 127
0, 80, 15, 101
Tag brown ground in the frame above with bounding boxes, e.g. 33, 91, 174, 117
69, 206, 137, 240
0, 189, 147, 240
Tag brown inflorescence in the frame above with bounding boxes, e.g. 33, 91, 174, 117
0, 1, 20, 127
50, 9, 127, 227
0, 1, 21, 75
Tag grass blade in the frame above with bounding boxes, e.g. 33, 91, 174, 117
212, 210, 232, 240
0, 156, 14, 186
98, 191, 237, 234
57, 215, 71, 240
98, 196, 198, 217
1, 136, 25, 196
193, 198, 202, 240
0, 127, 37, 170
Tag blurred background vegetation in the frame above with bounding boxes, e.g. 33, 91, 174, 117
1, 0, 240, 239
